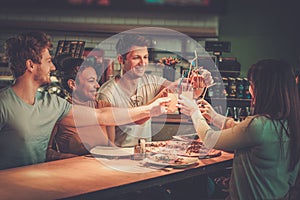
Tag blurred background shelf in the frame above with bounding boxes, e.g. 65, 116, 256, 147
0, 66, 14, 89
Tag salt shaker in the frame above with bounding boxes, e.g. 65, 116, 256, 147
139, 138, 146, 154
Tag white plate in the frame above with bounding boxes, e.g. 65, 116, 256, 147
144, 154, 198, 168
172, 133, 199, 141
90, 146, 134, 157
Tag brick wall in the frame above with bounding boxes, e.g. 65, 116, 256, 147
0, 7, 218, 56
0, 8, 219, 79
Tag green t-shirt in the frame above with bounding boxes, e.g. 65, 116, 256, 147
213, 116, 300, 199
0, 87, 71, 169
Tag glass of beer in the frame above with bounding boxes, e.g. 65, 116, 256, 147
167, 89, 179, 114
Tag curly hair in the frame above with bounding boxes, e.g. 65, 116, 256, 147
5, 31, 53, 78
60, 58, 96, 94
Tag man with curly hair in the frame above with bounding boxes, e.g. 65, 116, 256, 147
0, 31, 170, 169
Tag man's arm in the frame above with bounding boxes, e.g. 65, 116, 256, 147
59, 97, 170, 127
106, 126, 115, 146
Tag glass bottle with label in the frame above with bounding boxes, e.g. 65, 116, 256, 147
243, 78, 251, 99
228, 77, 237, 98
133, 139, 146, 160
222, 77, 229, 98
236, 77, 244, 99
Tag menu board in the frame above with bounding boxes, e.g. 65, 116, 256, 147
54, 40, 85, 58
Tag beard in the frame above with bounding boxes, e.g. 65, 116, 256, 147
34, 65, 51, 86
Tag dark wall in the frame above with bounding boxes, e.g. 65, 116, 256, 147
219, 0, 300, 77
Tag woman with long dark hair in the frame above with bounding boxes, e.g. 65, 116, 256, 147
178, 59, 300, 199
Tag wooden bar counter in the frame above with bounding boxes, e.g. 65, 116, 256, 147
0, 151, 233, 200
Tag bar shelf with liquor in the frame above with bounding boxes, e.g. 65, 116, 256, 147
205, 76, 251, 121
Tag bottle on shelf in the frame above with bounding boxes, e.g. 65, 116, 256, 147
238, 106, 251, 121
222, 77, 229, 98
243, 78, 251, 99
233, 106, 238, 121
236, 77, 244, 99
221, 76, 252, 100
226, 106, 251, 121
212, 76, 223, 98
225, 106, 233, 118
228, 77, 237, 98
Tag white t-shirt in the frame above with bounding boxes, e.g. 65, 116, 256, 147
98, 74, 166, 147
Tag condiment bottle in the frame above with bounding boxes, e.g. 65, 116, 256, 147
140, 138, 146, 155
133, 139, 145, 160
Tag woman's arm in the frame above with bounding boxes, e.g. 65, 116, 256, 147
192, 112, 255, 151
178, 95, 255, 152
199, 99, 238, 129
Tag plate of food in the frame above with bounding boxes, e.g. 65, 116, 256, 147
144, 154, 198, 168
183, 140, 222, 158
145, 140, 222, 158
145, 141, 188, 154
90, 146, 134, 157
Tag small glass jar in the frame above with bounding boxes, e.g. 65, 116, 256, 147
132, 139, 146, 160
